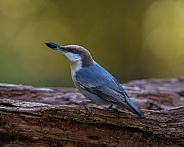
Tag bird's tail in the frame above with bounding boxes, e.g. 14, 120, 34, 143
118, 96, 144, 117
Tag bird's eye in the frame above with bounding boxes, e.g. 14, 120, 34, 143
69, 48, 74, 53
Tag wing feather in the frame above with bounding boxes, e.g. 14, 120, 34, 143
76, 62, 128, 103
75, 62, 144, 117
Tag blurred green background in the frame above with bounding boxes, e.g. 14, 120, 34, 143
0, 0, 184, 87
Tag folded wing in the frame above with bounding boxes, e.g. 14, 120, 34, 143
75, 62, 144, 117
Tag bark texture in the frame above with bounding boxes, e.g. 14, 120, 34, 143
0, 77, 184, 147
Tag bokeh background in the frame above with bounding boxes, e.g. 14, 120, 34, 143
0, 0, 184, 87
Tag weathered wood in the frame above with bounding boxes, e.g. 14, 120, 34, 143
0, 77, 184, 147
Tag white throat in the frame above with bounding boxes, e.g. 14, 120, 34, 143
62, 52, 83, 79
69, 60, 82, 78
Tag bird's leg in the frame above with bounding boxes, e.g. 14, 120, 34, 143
84, 105, 92, 115
106, 104, 113, 110
103, 104, 113, 110
72, 100, 92, 115
104, 104, 120, 117
112, 107, 120, 117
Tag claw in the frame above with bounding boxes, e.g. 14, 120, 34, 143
104, 104, 120, 117
72, 100, 92, 115
84, 105, 92, 116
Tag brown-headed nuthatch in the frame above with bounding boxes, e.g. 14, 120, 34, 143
45, 42, 144, 117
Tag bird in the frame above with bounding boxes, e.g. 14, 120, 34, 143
45, 42, 144, 117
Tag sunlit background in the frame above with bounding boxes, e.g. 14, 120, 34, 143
0, 0, 184, 87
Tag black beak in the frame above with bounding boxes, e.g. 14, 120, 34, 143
45, 42, 63, 50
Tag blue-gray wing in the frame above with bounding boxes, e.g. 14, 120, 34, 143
75, 62, 144, 117
75, 63, 127, 101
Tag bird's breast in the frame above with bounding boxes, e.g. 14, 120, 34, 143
69, 60, 82, 78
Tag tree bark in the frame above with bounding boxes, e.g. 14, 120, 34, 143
0, 77, 184, 147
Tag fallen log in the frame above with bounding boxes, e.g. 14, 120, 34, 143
0, 77, 184, 146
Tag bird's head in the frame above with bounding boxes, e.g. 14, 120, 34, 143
45, 42, 93, 67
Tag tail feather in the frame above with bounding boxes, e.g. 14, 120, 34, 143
117, 96, 144, 117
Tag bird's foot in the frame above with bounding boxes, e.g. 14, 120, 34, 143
84, 105, 92, 116
104, 104, 120, 117
72, 100, 92, 116
103, 104, 113, 110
